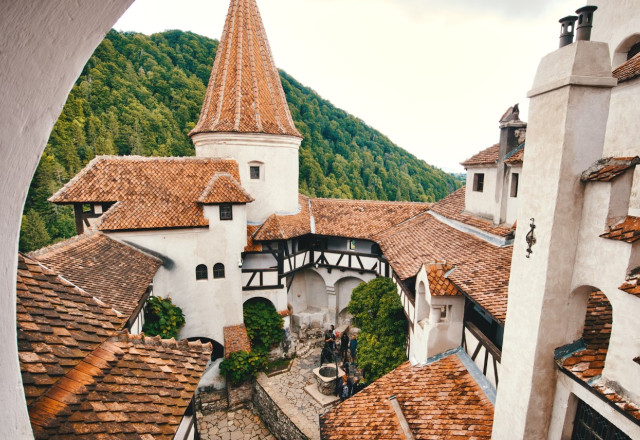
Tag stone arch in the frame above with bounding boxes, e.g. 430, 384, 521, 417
187, 337, 225, 361
613, 33, 640, 67
416, 280, 429, 323
566, 285, 613, 348
335, 276, 366, 326
1, 2, 134, 436
243, 295, 277, 311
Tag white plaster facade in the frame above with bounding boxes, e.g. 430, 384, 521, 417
465, 166, 498, 220
109, 203, 249, 345
192, 132, 301, 223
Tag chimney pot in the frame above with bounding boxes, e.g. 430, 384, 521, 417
559, 15, 579, 48
575, 6, 598, 42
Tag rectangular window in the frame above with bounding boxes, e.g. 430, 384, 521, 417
250, 166, 260, 179
220, 204, 233, 220
473, 173, 485, 192
510, 173, 519, 198
571, 399, 631, 440
348, 239, 356, 251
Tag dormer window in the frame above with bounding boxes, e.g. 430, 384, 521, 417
473, 173, 485, 192
220, 204, 233, 220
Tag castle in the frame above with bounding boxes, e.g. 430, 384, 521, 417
2, 0, 640, 438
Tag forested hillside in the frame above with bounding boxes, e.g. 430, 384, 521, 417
21, 30, 461, 251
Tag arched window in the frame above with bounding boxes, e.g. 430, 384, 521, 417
195, 264, 208, 280
213, 263, 225, 279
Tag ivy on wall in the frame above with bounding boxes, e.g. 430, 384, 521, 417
142, 296, 186, 339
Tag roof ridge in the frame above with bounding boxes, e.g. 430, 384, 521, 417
110, 331, 213, 353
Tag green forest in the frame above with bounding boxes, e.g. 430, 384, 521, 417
21, 30, 461, 252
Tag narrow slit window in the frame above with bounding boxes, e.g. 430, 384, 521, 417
473, 173, 485, 192
510, 173, 519, 198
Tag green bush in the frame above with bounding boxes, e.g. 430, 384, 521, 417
219, 350, 268, 385
347, 277, 408, 382
243, 300, 284, 351
142, 296, 185, 339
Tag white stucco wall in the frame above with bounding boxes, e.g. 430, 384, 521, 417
465, 166, 497, 220
603, 79, 640, 158
192, 132, 301, 223
0, 1, 134, 437
109, 204, 248, 345
590, 0, 640, 67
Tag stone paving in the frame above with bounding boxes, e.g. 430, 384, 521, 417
198, 406, 275, 440
198, 339, 349, 439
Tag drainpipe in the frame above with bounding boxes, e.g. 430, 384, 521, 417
575, 6, 598, 42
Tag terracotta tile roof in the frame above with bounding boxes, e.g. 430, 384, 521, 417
197, 172, 254, 204
460, 144, 499, 167
189, 0, 301, 138
253, 194, 312, 241
49, 156, 242, 231
424, 262, 462, 296
581, 156, 639, 182
554, 292, 640, 423
618, 268, 640, 299
613, 52, 640, 83
29, 232, 162, 318
245, 224, 263, 252
320, 353, 494, 439
223, 324, 252, 356
504, 145, 525, 165
378, 212, 512, 323
600, 216, 640, 243
429, 187, 515, 238
29, 332, 211, 439
312, 198, 430, 240
16, 254, 126, 407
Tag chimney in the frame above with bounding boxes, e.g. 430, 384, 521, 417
559, 15, 579, 48
499, 104, 526, 160
575, 5, 598, 42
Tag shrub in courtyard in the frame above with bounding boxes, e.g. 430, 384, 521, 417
219, 350, 268, 385
243, 300, 284, 351
142, 296, 185, 339
347, 277, 408, 382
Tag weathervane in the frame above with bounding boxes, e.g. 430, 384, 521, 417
526, 218, 536, 258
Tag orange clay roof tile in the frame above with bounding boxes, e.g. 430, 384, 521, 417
504, 146, 525, 165
581, 157, 639, 182
460, 144, 499, 167
377, 212, 512, 323
613, 52, 640, 83
16, 254, 126, 407
555, 292, 640, 423
29, 232, 162, 318
189, 0, 301, 138
223, 324, 252, 356
600, 216, 640, 243
29, 333, 211, 439
424, 262, 462, 296
320, 354, 494, 439
245, 224, 263, 252
197, 172, 254, 204
49, 156, 245, 231
429, 187, 515, 238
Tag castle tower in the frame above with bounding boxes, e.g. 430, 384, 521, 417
190, 0, 302, 223
492, 22, 617, 440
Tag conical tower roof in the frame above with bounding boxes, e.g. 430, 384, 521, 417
190, 0, 301, 138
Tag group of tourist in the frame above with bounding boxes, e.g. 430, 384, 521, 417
321, 324, 364, 401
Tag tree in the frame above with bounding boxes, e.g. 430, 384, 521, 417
19, 210, 51, 252
347, 277, 408, 381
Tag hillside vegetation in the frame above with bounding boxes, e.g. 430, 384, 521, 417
21, 30, 461, 251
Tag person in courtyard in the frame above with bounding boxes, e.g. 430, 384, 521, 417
349, 334, 358, 363
337, 374, 352, 401
321, 325, 336, 364
340, 330, 349, 362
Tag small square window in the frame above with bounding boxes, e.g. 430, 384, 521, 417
250, 166, 260, 179
348, 239, 356, 251
473, 173, 485, 192
510, 173, 519, 198
220, 204, 233, 220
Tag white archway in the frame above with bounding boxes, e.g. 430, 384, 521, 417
1, 1, 135, 437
